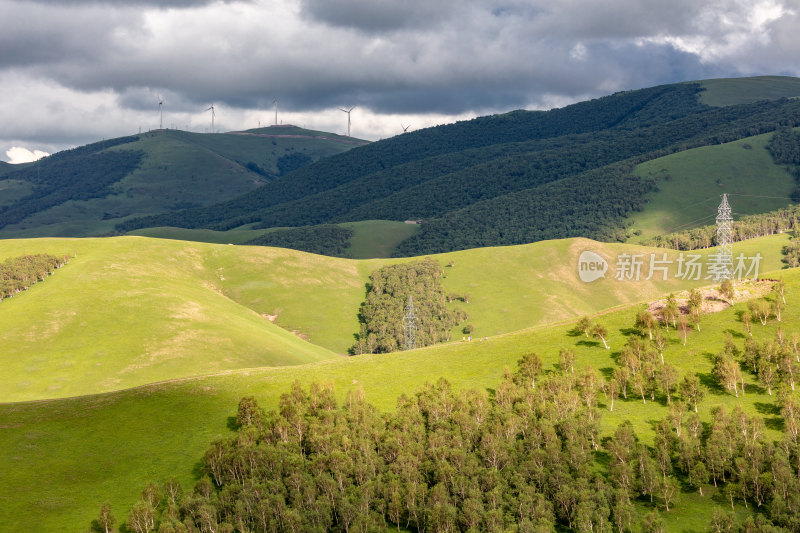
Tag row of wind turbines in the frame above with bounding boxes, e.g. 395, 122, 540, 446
157, 99, 411, 136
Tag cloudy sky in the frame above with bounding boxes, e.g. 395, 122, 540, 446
2, 0, 799, 163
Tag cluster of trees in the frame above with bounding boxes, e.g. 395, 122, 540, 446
646, 205, 800, 251
0, 253, 70, 300
351, 258, 467, 354
244, 225, 353, 257
93, 361, 665, 533
0, 137, 143, 229
118, 85, 800, 255
93, 354, 800, 533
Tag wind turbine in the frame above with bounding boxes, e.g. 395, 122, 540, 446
401, 123, 410, 133
273, 99, 278, 126
338, 106, 355, 137
158, 98, 164, 129
206, 104, 216, 133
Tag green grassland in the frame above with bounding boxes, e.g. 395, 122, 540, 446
0, 237, 336, 402
339, 219, 422, 258
129, 219, 422, 258
628, 131, 796, 242
127, 225, 275, 244
0, 127, 363, 239
699, 75, 800, 107
0, 234, 788, 403
1, 234, 798, 532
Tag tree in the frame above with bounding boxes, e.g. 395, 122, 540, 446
575, 317, 592, 337
560, 348, 576, 374
720, 279, 734, 305
679, 314, 690, 346
91, 502, 116, 533
607, 379, 620, 412
517, 352, 542, 389
614, 367, 630, 399
774, 278, 787, 305
688, 288, 703, 311
750, 299, 771, 326
635, 310, 657, 340
758, 358, 778, 395
652, 330, 667, 365
688, 460, 708, 497
657, 365, 680, 404
742, 311, 753, 337
591, 323, 610, 349
679, 374, 705, 413
709, 507, 736, 533
659, 477, 678, 511
641, 510, 665, 533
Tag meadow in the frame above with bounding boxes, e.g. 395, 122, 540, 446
629, 131, 797, 243
0, 233, 797, 531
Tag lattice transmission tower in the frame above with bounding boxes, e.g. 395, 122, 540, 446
716, 193, 733, 281
403, 295, 417, 351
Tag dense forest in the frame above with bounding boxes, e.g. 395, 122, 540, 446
351, 258, 467, 354
93, 318, 800, 532
0, 253, 70, 300
244, 225, 353, 257
0, 136, 142, 229
115, 84, 800, 255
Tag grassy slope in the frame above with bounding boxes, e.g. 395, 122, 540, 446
0, 234, 796, 532
699, 75, 800, 107
0, 235, 788, 403
0, 237, 335, 402
339, 219, 421, 258
0, 128, 362, 238
628, 131, 796, 242
127, 226, 275, 244
128, 219, 422, 258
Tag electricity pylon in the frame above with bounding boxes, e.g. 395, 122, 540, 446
403, 295, 417, 351
715, 193, 733, 281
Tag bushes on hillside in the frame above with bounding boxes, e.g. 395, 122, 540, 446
0, 253, 70, 300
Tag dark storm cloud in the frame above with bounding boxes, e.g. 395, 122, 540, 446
2, 0, 799, 160
299, 0, 457, 32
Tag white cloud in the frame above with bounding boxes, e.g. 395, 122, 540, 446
5, 147, 49, 164
0, 0, 799, 156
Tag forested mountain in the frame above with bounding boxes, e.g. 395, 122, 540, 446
0, 127, 363, 238
117, 78, 800, 255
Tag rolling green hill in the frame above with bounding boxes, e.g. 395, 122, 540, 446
628, 130, 798, 242
699, 75, 800, 106
0, 127, 364, 239
115, 78, 800, 257
1, 233, 798, 532
0, 233, 788, 404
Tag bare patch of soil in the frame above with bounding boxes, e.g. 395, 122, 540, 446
647, 279, 778, 320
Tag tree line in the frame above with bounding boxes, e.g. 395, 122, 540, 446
0, 253, 70, 300
351, 258, 467, 354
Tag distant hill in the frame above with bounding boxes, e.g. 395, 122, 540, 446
0, 126, 365, 238
117, 77, 800, 255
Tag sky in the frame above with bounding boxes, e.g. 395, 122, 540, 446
2, 0, 800, 163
